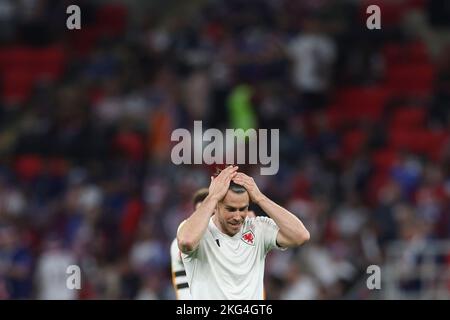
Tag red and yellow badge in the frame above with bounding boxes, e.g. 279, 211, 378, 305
241, 230, 255, 246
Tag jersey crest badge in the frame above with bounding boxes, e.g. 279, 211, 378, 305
241, 230, 255, 246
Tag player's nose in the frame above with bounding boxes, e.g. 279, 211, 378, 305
231, 213, 243, 222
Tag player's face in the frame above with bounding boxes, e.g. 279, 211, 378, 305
216, 190, 249, 236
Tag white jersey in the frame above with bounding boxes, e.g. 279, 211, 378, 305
181, 216, 285, 300
35, 250, 77, 300
170, 238, 192, 299
287, 34, 336, 92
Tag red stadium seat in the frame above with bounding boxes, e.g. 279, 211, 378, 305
335, 86, 392, 125
342, 129, 368, 157
0, 47, 34, 72
420, 131, 450, 161
0, 45, 66, 78
15, 154, 44, 181
389, 128, 423, 153
31, 45, 67, 80
390, 107, 426, 129
1, 69, 36, 104
382, 41, 430, 67
114, 131, 145, 161
372, 148, 400, 172
388, 128, 450, 160
409, 42, 430, 63
96, 4, 128, 36
387, 63, 435, 98
0, 44, 67, 104
69, 26, 103, 57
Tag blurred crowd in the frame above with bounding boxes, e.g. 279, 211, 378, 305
0, 0, 450, 299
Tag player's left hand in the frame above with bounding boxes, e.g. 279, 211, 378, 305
232, 172, 266, 204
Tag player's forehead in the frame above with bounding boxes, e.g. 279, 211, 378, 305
221, 190, 249, 207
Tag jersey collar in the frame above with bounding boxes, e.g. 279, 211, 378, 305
210, 216, 244, 240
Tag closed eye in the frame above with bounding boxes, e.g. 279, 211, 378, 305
225, 206, 248, 212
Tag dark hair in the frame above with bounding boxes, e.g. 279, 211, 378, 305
192, 188, 209, 208
229, 181, 246, 194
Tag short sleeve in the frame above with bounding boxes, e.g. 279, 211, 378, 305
177, 220, 200, 259
170, 238, 181, 268
254, 216, 287, 254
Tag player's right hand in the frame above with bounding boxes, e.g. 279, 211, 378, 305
208, 165, 238, 202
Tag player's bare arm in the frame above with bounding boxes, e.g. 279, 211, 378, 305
232, 172, 310, 248
177, 165, 239, 253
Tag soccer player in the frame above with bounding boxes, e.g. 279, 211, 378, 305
170, 188, 209, 299
177, 165, 310, 299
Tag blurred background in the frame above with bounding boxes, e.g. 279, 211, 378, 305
0, 0, 449, 300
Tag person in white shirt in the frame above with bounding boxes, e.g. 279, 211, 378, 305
286, 17, 336, 112
177, 166, 310, 300
170, 188, 209, 300
34, 237, 77, 300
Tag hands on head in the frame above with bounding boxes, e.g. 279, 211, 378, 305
208, 165, 238, 202
209, 165, 266, 204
